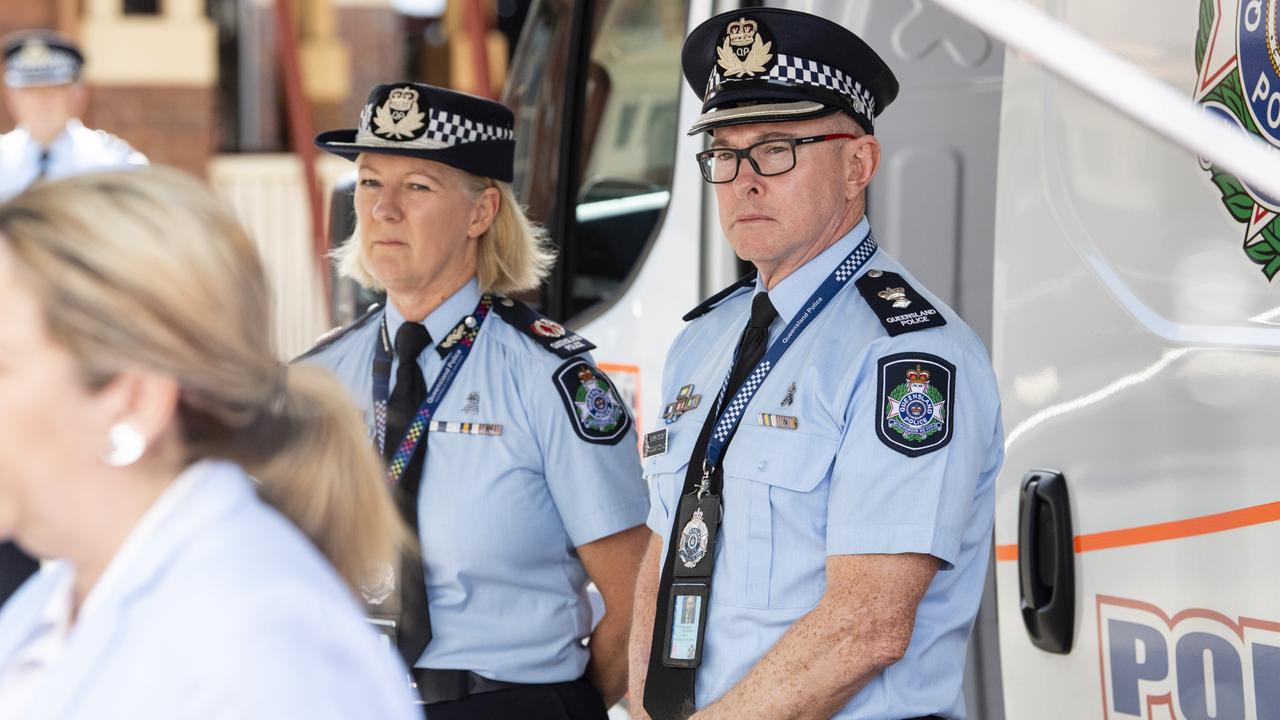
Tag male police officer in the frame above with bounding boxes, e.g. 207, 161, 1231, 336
0, 31, 147, 201
629, 9, 1003, 720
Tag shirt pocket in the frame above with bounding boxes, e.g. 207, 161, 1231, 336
720, 424, 838, 609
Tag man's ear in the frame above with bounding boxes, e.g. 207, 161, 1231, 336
846, 135, 881, 199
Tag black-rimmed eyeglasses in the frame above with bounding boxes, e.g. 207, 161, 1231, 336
695, 134, 858, 184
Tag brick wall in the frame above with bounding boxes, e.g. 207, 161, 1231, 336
82, 85, 215, 178
331, 6, 404, 127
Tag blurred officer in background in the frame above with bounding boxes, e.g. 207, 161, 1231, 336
0, 169, 419, 719
301, 82, 649, 719
630, 9, 1003, 720
0, 31, 147, 201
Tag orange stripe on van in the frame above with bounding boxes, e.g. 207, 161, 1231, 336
994, 500, 1280, 562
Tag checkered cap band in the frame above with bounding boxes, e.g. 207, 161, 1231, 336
706, 53, 876, 123
346, 106, 514, 151
5, 48, 79, 86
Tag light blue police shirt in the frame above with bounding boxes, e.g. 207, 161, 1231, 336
0, 120, 147, 200
303, 277, 649, 683
644, 218, 1003, 718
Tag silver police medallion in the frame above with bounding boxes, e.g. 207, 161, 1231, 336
360, 562, 396, 605
677, 509, 710, 569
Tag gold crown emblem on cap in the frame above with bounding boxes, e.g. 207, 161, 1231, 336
372, 86, 426, 140
386, 87, 419, 113
727, 18, 758, 46
717, 17, 773, 78
18, 39, 51, 64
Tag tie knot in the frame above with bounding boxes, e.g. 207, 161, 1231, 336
748, 292, 778, 329
394, 322, 432, 362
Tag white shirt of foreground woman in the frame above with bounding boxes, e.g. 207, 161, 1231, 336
0, 460, 420, 720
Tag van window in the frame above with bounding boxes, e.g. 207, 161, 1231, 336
507, 0, 688, 318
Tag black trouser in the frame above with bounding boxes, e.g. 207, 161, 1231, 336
421, 677, 608, 720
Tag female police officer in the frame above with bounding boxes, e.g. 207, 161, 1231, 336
301, 82, 650, 719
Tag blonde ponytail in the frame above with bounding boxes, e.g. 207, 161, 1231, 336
0, 168, 408, 594
243, 365, 408, 590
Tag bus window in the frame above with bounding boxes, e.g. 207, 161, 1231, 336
568, 0, 685, 318
506, 0, 687, 319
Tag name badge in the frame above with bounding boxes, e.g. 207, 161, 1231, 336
643, 428, 668, 459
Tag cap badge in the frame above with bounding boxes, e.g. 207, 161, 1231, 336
717, 17, 773, 78
18, 40, 51, 65
372, 86, 426, 140
877, 287, 912, 309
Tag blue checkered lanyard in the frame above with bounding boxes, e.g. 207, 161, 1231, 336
697, 233, 878, 494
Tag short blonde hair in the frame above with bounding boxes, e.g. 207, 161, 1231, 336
0, 168, 408, 593
334, 171, 555, 295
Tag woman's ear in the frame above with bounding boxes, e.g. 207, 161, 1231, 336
93, 368, 182, 464
468, 186, 501, 240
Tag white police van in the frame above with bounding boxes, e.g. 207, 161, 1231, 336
988, 0, 1280, 718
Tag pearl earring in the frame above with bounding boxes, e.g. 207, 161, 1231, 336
103, 423, 146, 467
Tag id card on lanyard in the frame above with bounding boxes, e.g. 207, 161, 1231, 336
660, 235, 878, 668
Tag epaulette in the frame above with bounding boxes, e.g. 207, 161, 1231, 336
854, 270, 947, 336
491, 296, 595, 359
682, 271, 758, 321
291, 303, 382, 363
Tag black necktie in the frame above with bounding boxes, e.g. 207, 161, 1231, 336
36, 150, 50, 181
385, 321, 434, 669
644, 292, 778, 719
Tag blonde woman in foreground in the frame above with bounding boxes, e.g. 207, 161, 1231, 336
0, 168, 420, 719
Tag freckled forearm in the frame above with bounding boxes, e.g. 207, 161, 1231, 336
692, 603, 900, 720
627, 536, 663, 720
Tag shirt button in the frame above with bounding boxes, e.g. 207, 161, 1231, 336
757, 460, 767, 471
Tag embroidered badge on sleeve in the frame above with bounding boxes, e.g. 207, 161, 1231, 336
875, 353, 955, 457
553, 359, 633, 445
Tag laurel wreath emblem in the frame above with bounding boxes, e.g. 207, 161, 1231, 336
717, 35, 773, 78
1195, 0, 1280, 280
373, 103, 426, 140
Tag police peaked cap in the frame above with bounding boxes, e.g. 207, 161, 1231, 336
3, 31, 83, 88
682, 8, 899, 135
315, 82, 516, 182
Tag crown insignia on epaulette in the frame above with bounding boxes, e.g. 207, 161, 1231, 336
877, 286, 911, 309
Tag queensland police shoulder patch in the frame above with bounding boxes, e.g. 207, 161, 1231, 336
875, 353, 955, 457
493, 296, 596, 358
855, 270, 946, 336
553, 359, 632, 445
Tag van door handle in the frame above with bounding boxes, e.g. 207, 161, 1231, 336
1017, 469, 1075, 654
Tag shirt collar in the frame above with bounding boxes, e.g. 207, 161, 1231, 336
384, 277, 482, 356
755, 216, 872, 324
